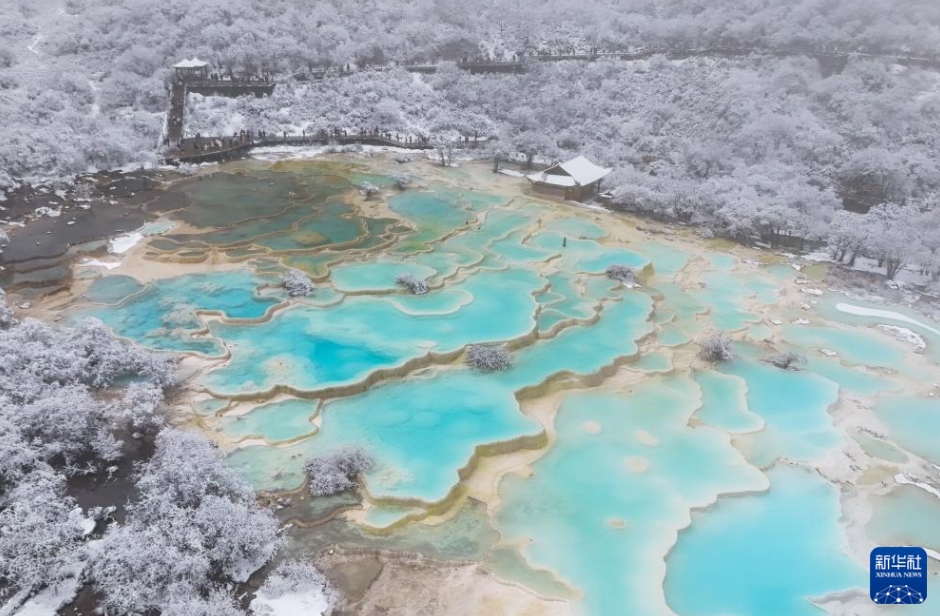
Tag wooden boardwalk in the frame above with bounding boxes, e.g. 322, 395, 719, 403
161, 134, 485, 165
166, 78, 276, 142
163, 44, 939, 159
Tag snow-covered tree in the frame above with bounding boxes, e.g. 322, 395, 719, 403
0, 468, 86, 590
396, 273, 429, 295
768, 351, 806, 370
0, 286, 14, 330
91, 429, 280, 613
360, 182, 381, 198
605, 264, 638, 285
306, 447, 374, 497
160, 584, 245, 616
251, 560, 339, 616
700, 332, 734, 362
465, 343, 512, 372
281, 268, 316, 297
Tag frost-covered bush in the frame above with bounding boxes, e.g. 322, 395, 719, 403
15, 384, 122, 465
768, 351, 806, 370
0, 418, 38, 488
360, 182, 380, 198
0, 469, 86, 589
605, 264, 638, 285
0, 299, 271, 613
161, 584, 245, 616
396, 273, 429, 295
395, 175, 411, 190
281, 268, 316, 297
306, 447, 375, 496
251, 560, 339, 616
466, 343, 512, 372
0, 316, 176, 469
700, 332, 734, 362
91, 429, 280, 613
0, 288, 14, 329
251, 561, 338, 615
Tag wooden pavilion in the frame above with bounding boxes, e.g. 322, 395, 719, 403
526, 155, 612, 201
173, 58, 209, 81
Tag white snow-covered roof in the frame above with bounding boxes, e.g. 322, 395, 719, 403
526, 155, 611, 187
526, 172, 577, 187
174, 58, 208, 69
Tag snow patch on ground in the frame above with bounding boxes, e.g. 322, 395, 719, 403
876, 324, 927, 350
1, 575, 82, 616
251, 144, 419, 162
803, 251, 831, 262
230, 542, 277, 584
801, 287, 823, 296
76, 258, 121, 270
33, 207, 60, 218
108, 232, 143, 255
836, 303, 940, 337
249, 589, 331, 616
895, 474, 940, 501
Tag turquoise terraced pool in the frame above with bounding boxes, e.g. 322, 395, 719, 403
70, 158, 940, 615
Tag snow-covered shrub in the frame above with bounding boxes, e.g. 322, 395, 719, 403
281, 268, 316, 297
91, 429, 280, 613
395, 175, 410, 190
0, 468, 86, 589
0, 418, 39, 488
0, 288, 14, 329
768, 351, 806, 370
360, 182, 380, 198
700, 332, 734, 362
15, 384, 122, 465
251, 560, 339, 616
161, 584, 245, 616
119, 382, 166, 432
396, 273, 429, 295
605, 264, 638, 285
306, 447, 374, 497
67, 318, 177, 388
466, 343, 512, 372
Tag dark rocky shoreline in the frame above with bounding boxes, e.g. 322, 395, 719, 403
0, 170, 186, 295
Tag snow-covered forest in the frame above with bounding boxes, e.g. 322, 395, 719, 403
2, 0, 939, 190
0, 291, 337, 615
1, 1, 940, 268
184, 53, 940, 284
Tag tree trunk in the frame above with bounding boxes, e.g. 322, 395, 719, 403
493, 154, 501, 173
526, 153, 534, 169
885, 259, 903, 279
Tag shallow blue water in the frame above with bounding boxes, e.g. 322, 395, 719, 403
72, 270, 282, 354
875, 395, 940, 465
665, 466, 864, 616
719, 357, 841, 467
497, 379, 767, 616
74, 166, 940, 616
200, 268, 544, 395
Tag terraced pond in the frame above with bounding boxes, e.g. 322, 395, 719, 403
62, 155, 940, 615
